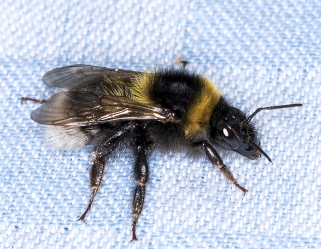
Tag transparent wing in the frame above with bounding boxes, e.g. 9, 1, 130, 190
30, 91, 175, 126
42, 64, 139, 90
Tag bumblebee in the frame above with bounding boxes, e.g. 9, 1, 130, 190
29, 64, 301, 241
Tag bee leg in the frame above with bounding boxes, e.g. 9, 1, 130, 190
173, 55, 189, 69
78, 154, 107, 222
20, 97, 46, 104
131, 124, 151, 241
180, 60, 189, 69
203, 141, 248, 194
79, 123, 135, 222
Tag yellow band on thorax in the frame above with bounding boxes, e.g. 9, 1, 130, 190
184, 76, 220, 138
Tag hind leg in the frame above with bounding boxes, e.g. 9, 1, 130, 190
131, 124, 153, 241
20, 97, 46, 104
79, 122, 135, 221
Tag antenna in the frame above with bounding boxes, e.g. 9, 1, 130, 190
246, 103, 302, 123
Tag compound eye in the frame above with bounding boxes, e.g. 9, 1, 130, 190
222, 125, 239, 149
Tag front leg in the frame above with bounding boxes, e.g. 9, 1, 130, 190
203, 141, 248, 194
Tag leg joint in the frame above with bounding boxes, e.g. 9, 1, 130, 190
138, 180, 146, 186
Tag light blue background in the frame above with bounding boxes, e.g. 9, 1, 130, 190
0, 0, 320, 248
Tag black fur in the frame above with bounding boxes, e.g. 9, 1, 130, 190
149, 69, 203, 119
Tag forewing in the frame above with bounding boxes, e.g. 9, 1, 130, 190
42, 64, 139, 90
30, 91, 175, 126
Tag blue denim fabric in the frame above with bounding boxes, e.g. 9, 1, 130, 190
0, 0, 319, 248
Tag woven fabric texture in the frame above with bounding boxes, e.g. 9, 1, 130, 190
0, 0, 320, 248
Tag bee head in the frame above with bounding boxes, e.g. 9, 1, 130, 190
210, 98, 271, 162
